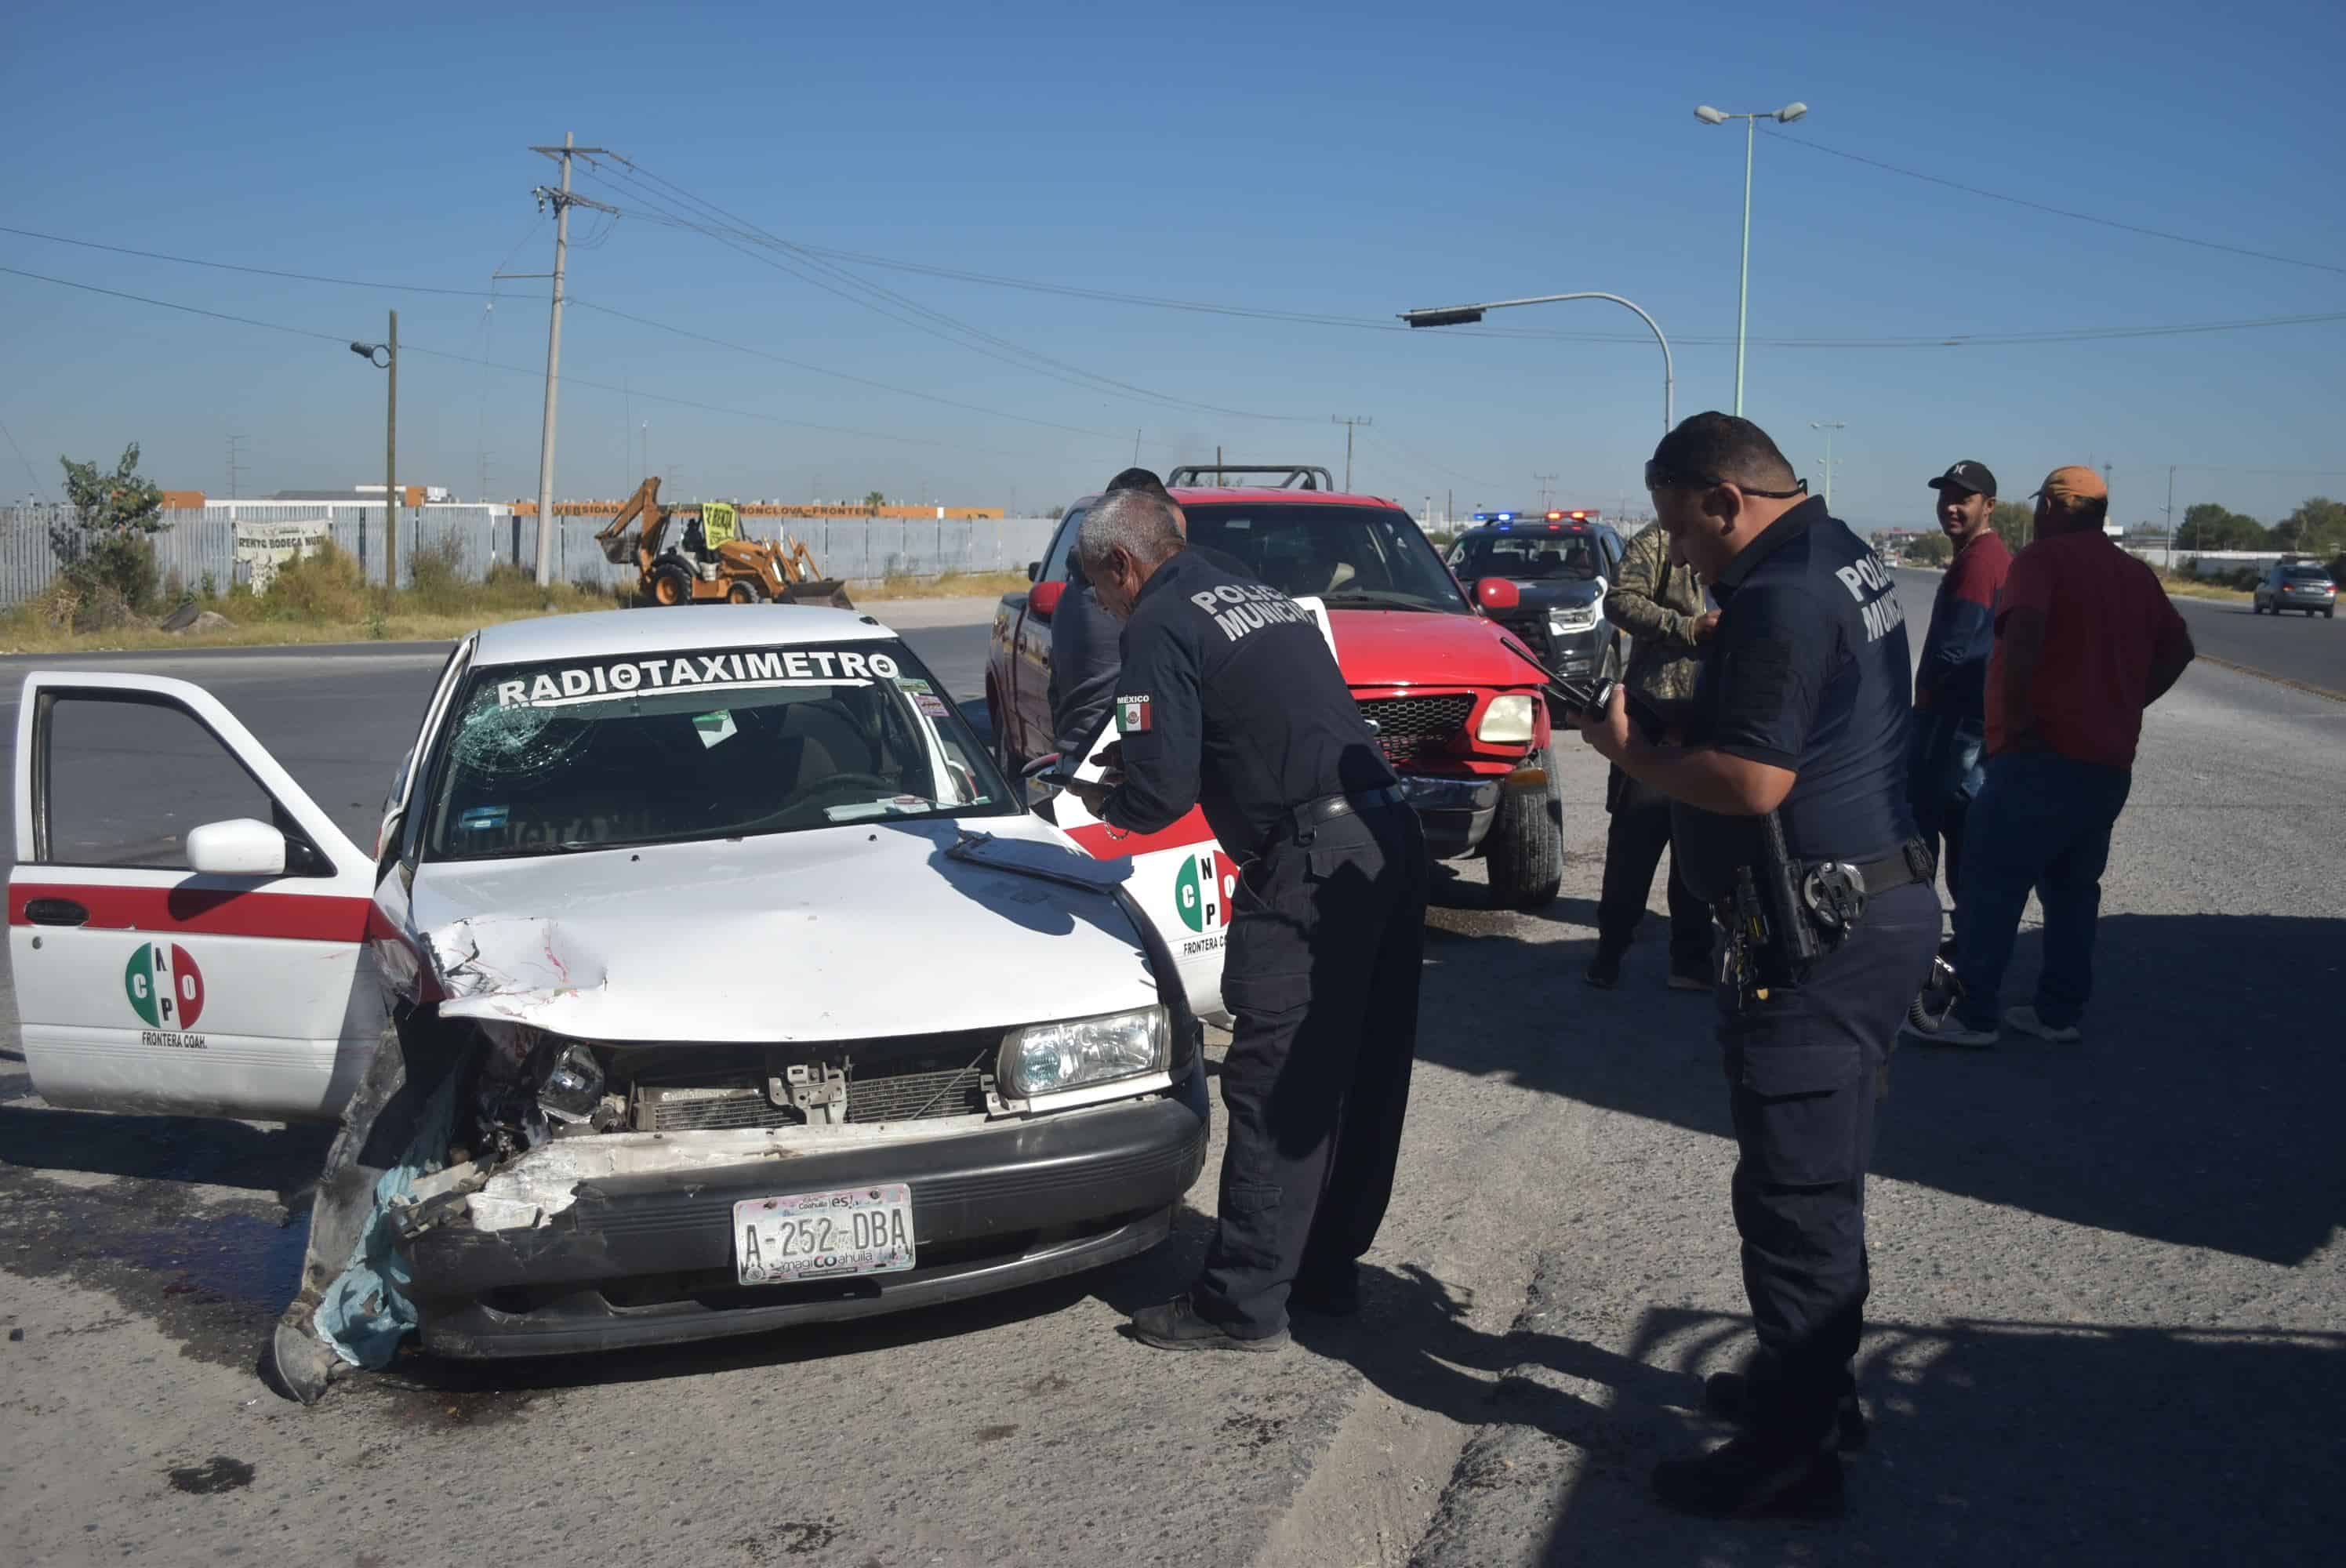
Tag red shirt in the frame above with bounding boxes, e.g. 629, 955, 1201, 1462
1986, 532, 2190, 768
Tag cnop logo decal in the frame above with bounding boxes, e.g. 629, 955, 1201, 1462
125, 942, 205, 1029
1175, 848, 1238, 933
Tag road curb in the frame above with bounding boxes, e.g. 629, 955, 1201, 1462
2195, 653, 2346, 704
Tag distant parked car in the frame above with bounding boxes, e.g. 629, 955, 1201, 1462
2252, 561, 2337, 618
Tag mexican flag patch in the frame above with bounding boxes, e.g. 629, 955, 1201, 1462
1114, 694, 1153, 734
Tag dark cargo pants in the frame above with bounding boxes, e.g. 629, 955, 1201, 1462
1717, 880, 1938, 1448
1196, 803, 1429, 1338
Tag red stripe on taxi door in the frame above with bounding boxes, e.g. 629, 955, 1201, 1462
9, 883, 375, 943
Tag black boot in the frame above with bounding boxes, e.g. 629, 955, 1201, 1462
1128, 1296, 1288, 1353
1702, 1370, 1869, 1450
1584, 950, 1623, 989
1652, 1436, 1845, 1519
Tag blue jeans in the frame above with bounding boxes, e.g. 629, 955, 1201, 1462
1952, 753, 2133, 1031
1906, 710, 1985, 904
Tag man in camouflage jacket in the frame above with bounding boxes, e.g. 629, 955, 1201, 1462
1586, 522, 1716, 989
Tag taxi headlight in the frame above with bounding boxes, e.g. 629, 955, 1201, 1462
999, 1006, 1168, 1098
1547, 604, 1598, 634
1476, 693, 1537, 744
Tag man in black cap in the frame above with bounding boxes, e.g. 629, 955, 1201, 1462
1577, 413, 1937, 1518
1909, 461, 2011, 917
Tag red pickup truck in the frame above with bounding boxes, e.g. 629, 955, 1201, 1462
986, 467, 1563, 909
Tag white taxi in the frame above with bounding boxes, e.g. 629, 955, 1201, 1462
8, 607, 1210, 1397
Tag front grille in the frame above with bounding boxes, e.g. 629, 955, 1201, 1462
848, 1066, 989, 1122
635, 1064, 991, 1132
639, 1083, 792, 1132
1356, 694, 1474, 766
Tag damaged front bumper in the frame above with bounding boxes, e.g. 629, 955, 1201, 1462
387, 1062, 1210, 1359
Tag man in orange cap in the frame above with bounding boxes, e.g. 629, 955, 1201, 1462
1908, 466, 2195, 1048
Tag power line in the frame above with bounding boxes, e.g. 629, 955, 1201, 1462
1763, 129, 2346, 280
0, 239, 1148, 454
0, 223, 507, 296
578, 154, 1317, 423
2, 416, 49, 498
572, 299, 1131, 441
0, 262, 968, 450
8, 221, 2341, 354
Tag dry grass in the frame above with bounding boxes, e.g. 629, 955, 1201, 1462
0, 544, 1026, 654
2156, 571, 2253, 603
0, 539, 627, 655
855, 568, 1031, 601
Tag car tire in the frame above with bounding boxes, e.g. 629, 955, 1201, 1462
651, 564, 695, 607
1486, 742, 1564, 911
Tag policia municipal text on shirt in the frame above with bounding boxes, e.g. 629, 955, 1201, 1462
1062, 488, 1429, 1352
1574, 414, 1937, 1520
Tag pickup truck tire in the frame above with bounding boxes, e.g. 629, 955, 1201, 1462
1485, 742, 1564, 910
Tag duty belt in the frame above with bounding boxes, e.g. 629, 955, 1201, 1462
1271, 785, 1408, 846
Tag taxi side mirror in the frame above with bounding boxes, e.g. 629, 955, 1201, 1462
187, 818, 289, 877
1476, 579, 1520, 612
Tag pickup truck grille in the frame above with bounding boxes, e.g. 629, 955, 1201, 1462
1356, 695, 1474, 766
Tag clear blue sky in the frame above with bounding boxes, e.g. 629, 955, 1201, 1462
4, 0, 2341, 531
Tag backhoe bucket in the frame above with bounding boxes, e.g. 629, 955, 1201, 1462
778, 578, 855, 610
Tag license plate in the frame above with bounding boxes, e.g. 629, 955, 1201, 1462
733, 1184, 915, 1286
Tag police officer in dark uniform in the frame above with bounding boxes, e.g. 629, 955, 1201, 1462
1064, 488, 1429, 1352
1575, 414, 1937, 1517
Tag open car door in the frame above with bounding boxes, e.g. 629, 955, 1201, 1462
1038, 718, 1231, 1025
9, 672, 383, 1121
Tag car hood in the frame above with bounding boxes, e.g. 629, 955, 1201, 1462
1326, 607, 1545, 691
405, 816, 1153, 1044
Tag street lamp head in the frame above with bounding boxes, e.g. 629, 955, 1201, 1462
1400, 306, 1487, 328
1775, 102, 1808, 123
1694, 104, 1728, 125
349, 342, 390, 368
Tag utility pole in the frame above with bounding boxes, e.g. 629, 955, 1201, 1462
1810, 419, 1845, 510
1332, 415, 1372, 490
2166, 463, 2178, 552
385, 310, 398, 589
1533, 472, 1560, 510
225, 433, 248, 499
523, 133, 616, 584
1133, 429, 1142, 465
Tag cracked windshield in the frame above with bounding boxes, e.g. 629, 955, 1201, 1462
430, 642, 1010, 856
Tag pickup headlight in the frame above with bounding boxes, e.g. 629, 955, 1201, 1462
999, 1006, 1168, 1098
1547, 604, 1599, 634
1476, 693, 1537, 744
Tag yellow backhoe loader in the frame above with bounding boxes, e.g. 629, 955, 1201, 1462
594, 477, 854, 608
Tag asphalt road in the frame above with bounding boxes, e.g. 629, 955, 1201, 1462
3, 586, 2342, 1568
1899, 564, 2346, 695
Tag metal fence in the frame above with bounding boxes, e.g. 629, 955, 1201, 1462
0, 504, 1060, 607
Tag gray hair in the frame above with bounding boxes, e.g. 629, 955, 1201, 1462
1075, 489, 1185, 578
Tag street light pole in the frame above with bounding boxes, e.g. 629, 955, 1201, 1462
349, 325, 398, 589
1737, 115, 1755, 415
385, 309, 398, 590
1810, 419, 1844, 510
1400, 292, 1675, 434
1694, 101, 1808, 416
